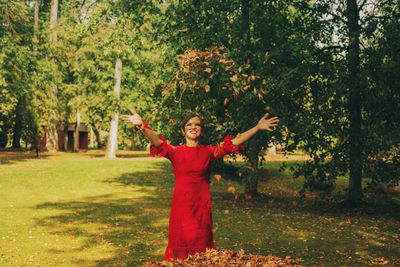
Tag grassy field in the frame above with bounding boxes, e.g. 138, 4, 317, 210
0, 150, 399, 266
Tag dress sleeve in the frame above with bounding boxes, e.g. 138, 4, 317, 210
150, 136, 175, 159
210, 136, 244, 162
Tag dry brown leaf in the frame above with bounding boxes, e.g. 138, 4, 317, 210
230, 75, 238, 82
227, 187, 236, 194
143, 248, 303, 267
214, 174, 222, 182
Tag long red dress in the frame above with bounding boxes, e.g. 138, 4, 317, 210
150, 136, 244, 261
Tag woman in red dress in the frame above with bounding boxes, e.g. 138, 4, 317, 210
122, 111, 279, 261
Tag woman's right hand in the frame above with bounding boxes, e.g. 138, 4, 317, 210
122, 109, 143, 127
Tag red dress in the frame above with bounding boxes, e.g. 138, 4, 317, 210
150, 136, 244, 261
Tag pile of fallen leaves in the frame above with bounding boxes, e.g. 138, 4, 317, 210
143, 249, 303, 267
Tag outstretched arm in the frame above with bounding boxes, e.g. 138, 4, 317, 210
122, 109, 164, 147
231, 113, 279, 146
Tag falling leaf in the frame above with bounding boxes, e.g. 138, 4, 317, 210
204, 68, 212, 73
223, 98, 228, 106
205, 85, 210, 92
230, 75, 238, 82
224, 210, 229, 214
214, 174, 222, 182
227, 187, 236, 194
245, 194, 252, 200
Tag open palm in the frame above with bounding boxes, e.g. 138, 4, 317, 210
122, 109, 142, 127
257, 113, 279, 131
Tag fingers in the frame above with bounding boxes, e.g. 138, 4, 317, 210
268, 118, 279, 123
121, 115, 132, 120
130, 108, 136, 115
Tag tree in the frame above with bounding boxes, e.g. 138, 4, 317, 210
106, 57, 122, 158
0, 0, 38, 149
279, 0, 400, 205
45, 0, 59, 152
361, 0, 400, 190
157, 0, 314, 196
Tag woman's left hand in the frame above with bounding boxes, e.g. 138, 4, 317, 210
257, 113, 279, 131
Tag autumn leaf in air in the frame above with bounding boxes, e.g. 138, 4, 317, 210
230, 75, 238, 82
214, 174, 222, 182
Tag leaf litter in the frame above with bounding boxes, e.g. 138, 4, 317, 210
143, 248, 303, 266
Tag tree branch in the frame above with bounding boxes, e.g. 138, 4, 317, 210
288, 0, 348, 25
358, 0, 368, 12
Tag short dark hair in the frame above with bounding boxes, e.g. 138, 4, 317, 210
181, 114, 203, 130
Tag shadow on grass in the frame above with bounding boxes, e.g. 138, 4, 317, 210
217, 162, 400, 221
33, 160, 400, 266
0, 151, 49, 165
33, 164, 174, 266
210, 189, 400, 266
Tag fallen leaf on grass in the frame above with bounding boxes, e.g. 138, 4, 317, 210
143, 248, 303, 266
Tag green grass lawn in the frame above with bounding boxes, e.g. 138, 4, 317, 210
1, 151, 399, 266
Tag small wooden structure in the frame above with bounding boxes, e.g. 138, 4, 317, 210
40, 123, 89, 151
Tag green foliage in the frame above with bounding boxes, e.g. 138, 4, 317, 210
280, 0, 400, 200
0, 0, 39, 148
155, 0, 317, 195
360, 2, 400, 187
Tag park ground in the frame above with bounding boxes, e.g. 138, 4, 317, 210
0, 150, 399, 266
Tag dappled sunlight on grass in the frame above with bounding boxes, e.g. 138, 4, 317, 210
1, 151, 399, 266
33, 195, 169, 266
0, 151, 172, 266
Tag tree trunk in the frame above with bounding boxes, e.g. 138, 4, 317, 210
46, 0, 59, 152
105, 58, 122, 158
346, 0, 364, 206
241, 0, 259, 196
74, 109, 80, 152
90, 128, 94, 148
12, 100, 22, 148
33, 0, 39, 45
245, 138, 260, 197
0, 117, 9, 148
93, 127, 102, 148
267, 143, 276, 156
130, 132, 135, 150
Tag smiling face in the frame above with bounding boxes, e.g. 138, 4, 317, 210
182, 116, 202, 142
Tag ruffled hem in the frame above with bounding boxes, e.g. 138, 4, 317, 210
222, 136, 244, 154
163, 245, 215, 261
150, 136, 168, 157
